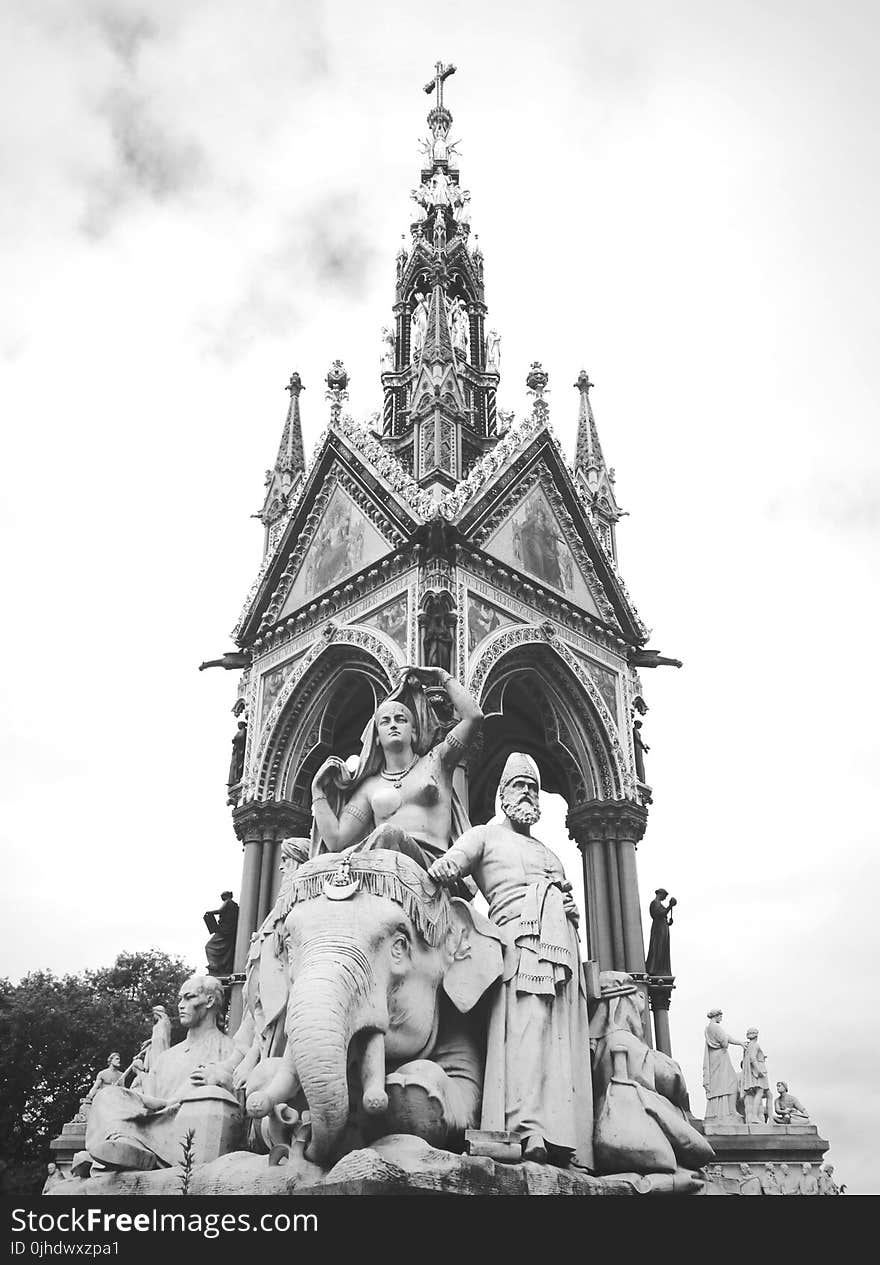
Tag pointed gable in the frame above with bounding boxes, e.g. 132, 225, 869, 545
482, 483, 604, 618
278, 483, 393, 617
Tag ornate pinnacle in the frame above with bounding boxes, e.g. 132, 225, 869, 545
526, 362, 549, 398
326, 360, 349, 392
274, 369, 305, 477
325, 359, 349, 424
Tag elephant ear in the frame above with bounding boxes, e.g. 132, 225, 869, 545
442, 897, 504, 1013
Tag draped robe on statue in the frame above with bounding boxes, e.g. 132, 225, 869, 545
440, 823, 594, 1167
702, 1019, 741, 1122
86, 1028, 237, 1170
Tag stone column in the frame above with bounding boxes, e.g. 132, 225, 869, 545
229, 799, 310, 1030
568, 799, 651, 1042
649, 978, 675, 1056
568, 800, 648, 971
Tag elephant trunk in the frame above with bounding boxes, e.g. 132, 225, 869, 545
287, 939, 383, 1164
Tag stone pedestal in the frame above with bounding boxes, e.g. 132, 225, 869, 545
701, 1120, 829, 1193
48, 1102, 90, 1178
175, 1088, 244, 1166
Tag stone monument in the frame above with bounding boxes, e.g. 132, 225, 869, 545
45, 65, 840, 1198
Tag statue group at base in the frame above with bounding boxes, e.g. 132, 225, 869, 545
70, 678, 712, 1192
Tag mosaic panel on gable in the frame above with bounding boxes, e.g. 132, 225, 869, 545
361, 594, 409, 651
467, 594, 520, 652
279, 484, 392, 619
483, 485, 602, 618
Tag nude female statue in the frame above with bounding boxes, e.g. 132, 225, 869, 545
310, 667, 483, 866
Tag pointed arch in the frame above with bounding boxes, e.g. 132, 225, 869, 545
467, 626, 632, 825
253, 630, 398, 807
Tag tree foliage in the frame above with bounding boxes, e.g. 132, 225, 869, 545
0, 949, 193, 1195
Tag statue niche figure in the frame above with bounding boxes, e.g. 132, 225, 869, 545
228, 721, 247, 787
310, 667, 482, 868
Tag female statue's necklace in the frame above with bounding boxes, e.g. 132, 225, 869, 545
380, 755, 419, 790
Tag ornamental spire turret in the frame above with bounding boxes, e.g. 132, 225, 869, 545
279, 371, 305, 475
379, 63, 501, 488
258, 371, 305, 549
573, 370, 622, 559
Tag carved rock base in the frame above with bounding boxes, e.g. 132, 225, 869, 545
43, 1134, 705, 1196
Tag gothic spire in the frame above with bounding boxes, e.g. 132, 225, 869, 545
278, 371, 305, 475
378, 64, 501, 481
573, 370, 621, 559
258, 371, 305, 545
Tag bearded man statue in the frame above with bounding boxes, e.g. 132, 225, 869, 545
429, 752, 594, 1169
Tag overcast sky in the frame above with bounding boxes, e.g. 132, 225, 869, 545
2, 0, 878, 1193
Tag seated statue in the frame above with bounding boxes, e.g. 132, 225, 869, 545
310, 667, 482, 868
85, 1053, 124, 1102
85, 976, 241, 1171
773, 1080, 809, 1124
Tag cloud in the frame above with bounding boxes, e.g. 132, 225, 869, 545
92, 2, 159, 67
201, 193, 380, 359
765, 471, 880, 533
80, 83, 208, 238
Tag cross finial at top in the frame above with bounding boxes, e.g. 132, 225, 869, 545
575, 369, 595, 395
424, 61, 456, 109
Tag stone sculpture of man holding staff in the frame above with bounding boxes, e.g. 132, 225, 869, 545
429, 753, 593, 1168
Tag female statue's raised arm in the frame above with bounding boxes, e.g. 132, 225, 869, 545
402, 666, 483, 769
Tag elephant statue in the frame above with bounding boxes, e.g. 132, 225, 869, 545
244, 848, 504, 1165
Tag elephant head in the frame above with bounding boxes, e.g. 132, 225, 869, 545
248, 848, 502, 1164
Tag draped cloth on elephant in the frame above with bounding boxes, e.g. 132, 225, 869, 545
284, 849, 452, 948
481, 879, 594, 1168
86, 1029, 238, 1170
